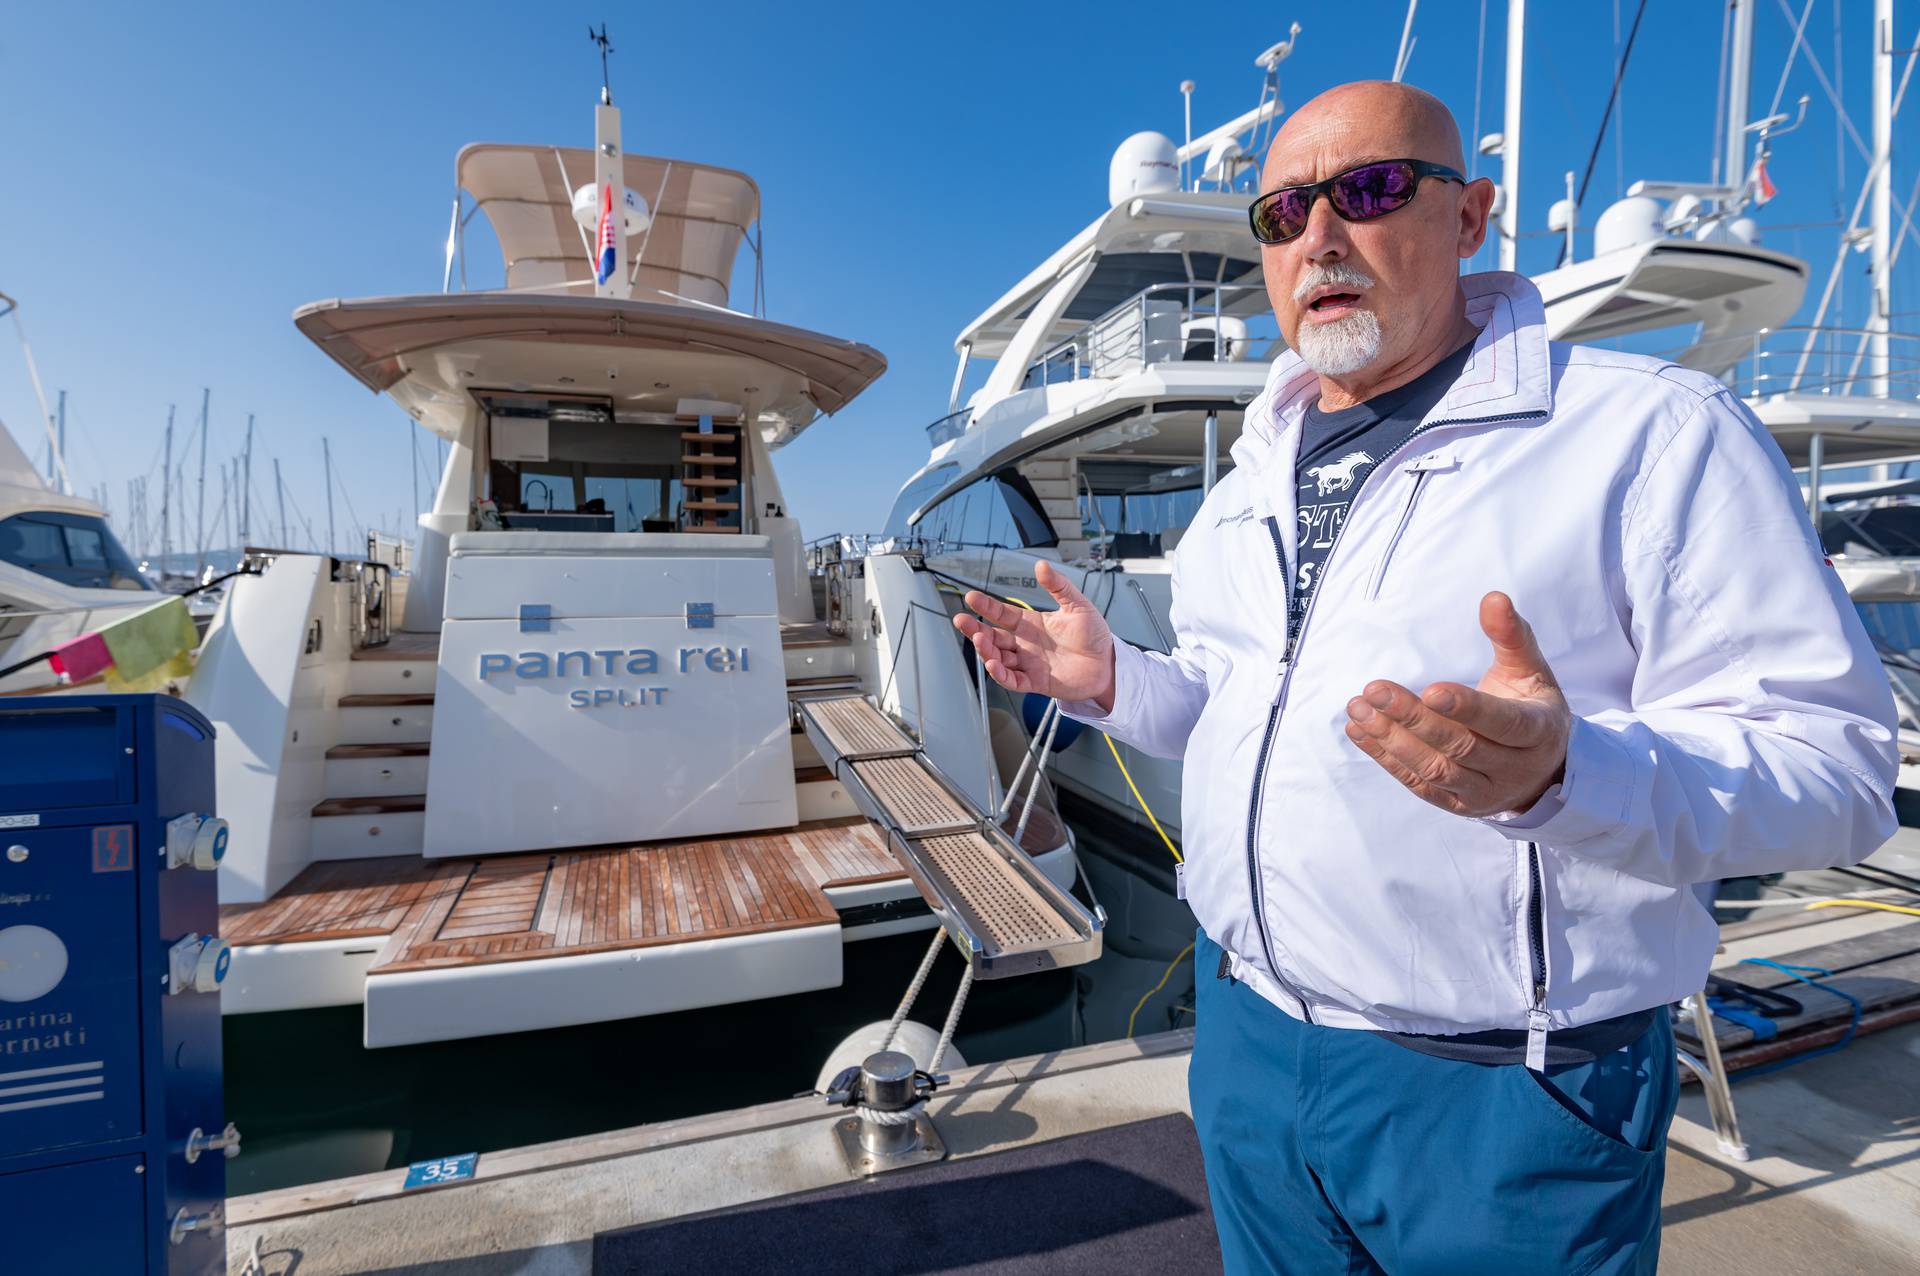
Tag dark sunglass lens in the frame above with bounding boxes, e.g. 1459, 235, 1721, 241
1253, 188, 1311, 242
1331, 161, 1418, 221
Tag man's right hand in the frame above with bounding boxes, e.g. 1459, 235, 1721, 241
953, 560, 1117, 713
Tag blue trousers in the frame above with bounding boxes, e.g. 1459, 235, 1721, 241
1189, 931, 1676, 1275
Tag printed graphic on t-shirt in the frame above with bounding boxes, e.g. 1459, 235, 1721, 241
1304, 450, 1375, 496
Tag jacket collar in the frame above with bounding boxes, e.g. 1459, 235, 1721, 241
1229, 270, 1555, 483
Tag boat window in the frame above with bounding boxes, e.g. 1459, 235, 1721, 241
485, 415, 697, 533
0, 511, 153, 591
1077, 459, 1223, 557
882, 464, 960, 538
911, 473, 1058, 551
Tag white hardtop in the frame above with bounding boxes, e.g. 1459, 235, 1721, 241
956, 193, 1261, 359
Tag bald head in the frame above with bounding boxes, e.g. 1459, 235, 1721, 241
1264, 81, 1465, 189
1253, 80, 1494, 410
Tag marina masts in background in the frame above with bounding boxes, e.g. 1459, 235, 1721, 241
160, 406, 174, 570
194, 387, 209, 577
242, 413, 254, 547
323, 436, 336, 555
274, 458, 288, 550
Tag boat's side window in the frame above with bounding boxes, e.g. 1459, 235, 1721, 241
995, 471, 1058, 549
0, 512, 152, 592
911, 475, 1057, 551
883, 464, 960, 540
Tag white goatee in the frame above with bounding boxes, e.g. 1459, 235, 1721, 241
1291, 262, 1383, 375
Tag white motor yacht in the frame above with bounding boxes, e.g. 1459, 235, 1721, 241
194, 79, 1100, 1048
0, 407, 161, 694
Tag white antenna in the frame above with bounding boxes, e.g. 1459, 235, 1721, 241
1180, 80, 1195, 191
1392, 0, 1420, 83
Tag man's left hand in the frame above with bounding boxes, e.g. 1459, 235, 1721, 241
1343, 591, 1572, 818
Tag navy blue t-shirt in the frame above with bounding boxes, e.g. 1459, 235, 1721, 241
1288, 338, 1476, 644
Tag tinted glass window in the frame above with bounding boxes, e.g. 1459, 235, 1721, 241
916, 475, 1060, 551
998, 473, 1058, 549
0, 512, 152, 591
1, 517, 66, 568
883, 465, 960, 539
65, 524, 109, 570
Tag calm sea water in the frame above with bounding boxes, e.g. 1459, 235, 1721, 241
223, 810, 1195, 1195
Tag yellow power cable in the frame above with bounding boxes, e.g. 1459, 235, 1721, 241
1804, 899, 1920, 918
1104, 733, 1183, 864
1127, 940, 1195, 1038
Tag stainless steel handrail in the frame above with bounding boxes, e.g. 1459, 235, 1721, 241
1024, 280, 1277, 390
1681, 325, 1920, 399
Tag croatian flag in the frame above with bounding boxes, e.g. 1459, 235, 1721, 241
595, 183, 617, 284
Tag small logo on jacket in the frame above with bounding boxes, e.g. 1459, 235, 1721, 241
1305, 451, 1375, 496
1214, 506, 1256, 528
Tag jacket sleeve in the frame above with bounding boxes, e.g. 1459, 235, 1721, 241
1058, 548, 1216, 760
1485, 386, 1898, 886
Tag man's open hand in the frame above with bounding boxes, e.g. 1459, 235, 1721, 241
1343, 592, 1571, 817
954, 560, 1117, 711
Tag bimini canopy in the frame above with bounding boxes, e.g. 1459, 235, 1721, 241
292, 291, 886, 446
457, 144, 759, 309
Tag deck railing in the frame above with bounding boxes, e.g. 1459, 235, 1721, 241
923, 408, 973, 447
1705, 325, 1920, 400
1022, 281, 1280, 390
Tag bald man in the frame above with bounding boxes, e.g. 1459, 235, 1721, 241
958, 82, 1896, 1273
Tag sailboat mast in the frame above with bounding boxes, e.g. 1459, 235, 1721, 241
323, 436, 337, 555
1498, 0, 1525, 272
52, 390, 65, 492
194, 387, 210, 576
242, 413, 254, 547
160, 406, 174, 573
1872, 0, 1893, 396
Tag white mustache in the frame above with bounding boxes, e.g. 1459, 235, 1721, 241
1293, 263, 1376, 304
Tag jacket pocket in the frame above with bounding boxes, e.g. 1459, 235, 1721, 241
1364, 469, 1432, 600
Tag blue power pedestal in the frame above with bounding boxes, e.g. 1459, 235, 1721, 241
0, 695, 232, 1275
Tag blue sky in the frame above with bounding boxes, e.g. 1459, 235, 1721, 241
0, 1, 1908, 550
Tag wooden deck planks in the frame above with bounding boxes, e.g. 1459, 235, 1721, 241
221, 817, 907, 979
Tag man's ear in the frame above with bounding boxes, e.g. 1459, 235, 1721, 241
1456, 178, 1497, 259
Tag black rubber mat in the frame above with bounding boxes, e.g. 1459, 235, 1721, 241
592, 1113, 1222, 1275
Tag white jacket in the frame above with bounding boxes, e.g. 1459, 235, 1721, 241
1068, 271, 1897, 1043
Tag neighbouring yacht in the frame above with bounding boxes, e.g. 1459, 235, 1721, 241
0, 399, 159, 695
193, 71, 1100, 1048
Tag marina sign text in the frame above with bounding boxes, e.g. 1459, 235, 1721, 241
476, 646, 752, 709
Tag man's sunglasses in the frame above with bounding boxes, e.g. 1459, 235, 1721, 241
1248, 159, 1467, 245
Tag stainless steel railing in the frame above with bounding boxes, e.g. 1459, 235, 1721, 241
1023, 281, 1280, 390
1702, 325, 1920, 400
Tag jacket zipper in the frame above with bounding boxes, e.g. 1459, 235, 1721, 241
1365, 468, 1431, 601
1240, 407, 1547, 1022
1242, 518, 1309, 1018
1524, 841, 1550, 1070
